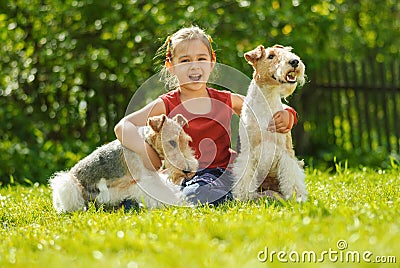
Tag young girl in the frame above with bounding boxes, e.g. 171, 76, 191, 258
114, 26, 298, 206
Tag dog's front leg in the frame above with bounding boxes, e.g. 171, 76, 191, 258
232, 147, 259, 200
96, 178, 111, 204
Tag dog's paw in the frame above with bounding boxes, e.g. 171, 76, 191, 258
296, 192, 308, 203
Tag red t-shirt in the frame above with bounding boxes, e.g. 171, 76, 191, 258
160, 88, 236, 169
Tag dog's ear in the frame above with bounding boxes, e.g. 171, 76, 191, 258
273, 44, 293, 52
148, 114, 167, 132
244, 45, 265, 65
273, 44, 284, 49
172, 114, 189, 128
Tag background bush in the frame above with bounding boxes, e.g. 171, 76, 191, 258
1, 0, 399, 184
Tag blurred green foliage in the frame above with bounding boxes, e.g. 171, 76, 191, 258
1, 0, 399, 184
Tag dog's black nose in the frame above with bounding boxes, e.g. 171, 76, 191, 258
289, 59, 299, 68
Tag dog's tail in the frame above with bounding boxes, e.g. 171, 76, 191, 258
49, 171, 86, 213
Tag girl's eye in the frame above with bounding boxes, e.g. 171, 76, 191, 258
169, 140, 177, 148
198, 58, 207, 61
268, 54, 275, 59
180, 59, 190, 63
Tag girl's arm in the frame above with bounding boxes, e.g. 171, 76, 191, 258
231, 93, 298, 133
268, 105, 297, 133
231, 93, 244, 115
114, 98, 166, 170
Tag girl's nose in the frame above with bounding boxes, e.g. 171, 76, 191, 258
190, 62, 200, 69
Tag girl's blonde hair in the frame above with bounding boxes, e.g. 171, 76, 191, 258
157, 26, 216, 89
163, 26, 215, 63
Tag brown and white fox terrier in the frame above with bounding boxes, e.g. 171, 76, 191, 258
233, 44, 308, 202
50, 114, 198, 213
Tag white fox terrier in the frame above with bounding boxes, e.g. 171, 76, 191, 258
49, 114, 198, 213
233, 44, 308, 202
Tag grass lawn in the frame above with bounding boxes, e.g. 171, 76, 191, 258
1, 166, 399, 268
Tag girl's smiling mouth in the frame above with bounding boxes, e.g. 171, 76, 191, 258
189, 74, 202, 81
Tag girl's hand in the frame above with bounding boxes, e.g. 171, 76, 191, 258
267, 110, 294, 133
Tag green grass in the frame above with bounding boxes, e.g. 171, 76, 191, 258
1, 166, 399, 268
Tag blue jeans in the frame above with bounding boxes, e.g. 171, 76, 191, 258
181, 168, 234, 206
121, 168, 234, 211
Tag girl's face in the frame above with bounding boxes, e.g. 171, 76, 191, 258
168, 39, 215, 92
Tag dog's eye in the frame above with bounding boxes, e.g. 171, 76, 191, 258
169, 140, 177, 148
268, 54, 275, 59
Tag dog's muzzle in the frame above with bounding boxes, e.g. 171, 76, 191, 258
271, 59, 301, 84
